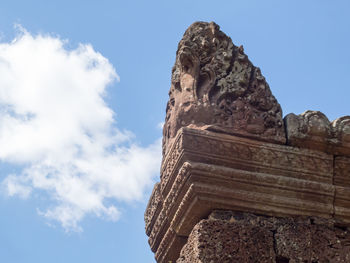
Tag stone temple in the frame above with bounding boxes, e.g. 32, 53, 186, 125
145, 21, 350, 262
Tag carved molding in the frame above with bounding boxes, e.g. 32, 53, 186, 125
182, 128, 333, 182
148, 162, 192, 252
170, 161, 335, 236
145, 183, 162, 236
145, 128, 350, 263
160, 132, 184, 194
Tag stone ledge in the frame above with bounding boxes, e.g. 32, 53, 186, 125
145, 127, 350, 262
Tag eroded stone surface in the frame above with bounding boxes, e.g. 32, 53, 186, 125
334, 157, 350, 187
162, 21, 285, 155
285, 111, 350, 156
177, 211, 350, 263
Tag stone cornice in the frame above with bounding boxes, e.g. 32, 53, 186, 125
145, 127, 350, 262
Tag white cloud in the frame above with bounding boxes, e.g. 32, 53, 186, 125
0, 26, 161, 231
2, 174, 32, 198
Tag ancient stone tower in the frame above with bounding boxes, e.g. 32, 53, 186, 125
145, 22, 350, 262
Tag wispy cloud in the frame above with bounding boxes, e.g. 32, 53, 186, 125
0, 26, 161, 231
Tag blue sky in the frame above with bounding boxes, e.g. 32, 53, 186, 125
0, 1, 349, 262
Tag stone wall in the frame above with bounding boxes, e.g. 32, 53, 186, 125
178, 211, 350, 263
145, 21, 350, 262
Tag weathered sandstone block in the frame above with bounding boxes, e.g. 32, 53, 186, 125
177, 211, 350, 263
284, 111, 350, 155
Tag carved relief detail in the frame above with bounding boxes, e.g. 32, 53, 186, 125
163, 22, 285, 155
148, 205, 168, 251
148, 162, 192, 251
155, 227, 176, 263
150, 128, 334, 250
163, 162, 191, 216
184, 131, 332, 177
145, 183, 163, 235
170, 183, 196, 232
160, 134, 184, 193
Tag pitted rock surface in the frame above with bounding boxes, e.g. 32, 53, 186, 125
177, 211, 350, 263
162, 21, 285, 155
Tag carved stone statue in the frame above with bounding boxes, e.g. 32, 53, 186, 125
163, 21, 285, 155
